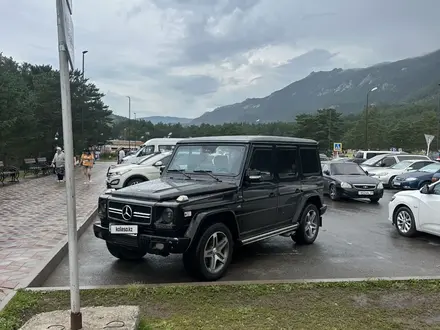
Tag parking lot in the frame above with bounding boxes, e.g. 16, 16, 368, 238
43, 189, 440, 287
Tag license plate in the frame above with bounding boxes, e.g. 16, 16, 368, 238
358, 191, 374, 196
393, 182, 401, 186
110, 225, 138, 236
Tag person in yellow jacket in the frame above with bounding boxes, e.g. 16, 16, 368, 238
80, 148, 95, 184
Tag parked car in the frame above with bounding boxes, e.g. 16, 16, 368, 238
322, 161, 384, 202
106, 152, 172, 189
107, 152, 161, 174
360, 153, 428, 171
94, 135, 327, 281
352, 150, 404, 164
121, 138, 183, 164
368, 159, 435, 188
320, 153, 329, 161
392, 163, 440, 190
389, 180, 440, 237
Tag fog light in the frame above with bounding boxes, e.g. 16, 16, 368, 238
155, 243, 165, 250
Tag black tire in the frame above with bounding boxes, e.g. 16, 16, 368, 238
292, 204, 320, 245
388, 176, 396, 188
182, 222, 234, 281
329, 184, 340, 201
370, 198, 380, 203
106, 242, 147, 260
125, 177, 146, 187
393, 206, 417, 237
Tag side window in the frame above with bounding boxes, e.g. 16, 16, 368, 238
275, 147, 298, 181
366, 153, 378, 159
161, 156, 171, 165
248, 148, 273, 181
322, 164, 329, 174
411, 162, 426, 170
382, 157, 396, 167
299, 148, 320, 176
433, 184, 440, 195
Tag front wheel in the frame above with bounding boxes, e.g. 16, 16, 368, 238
394, 206, 417, 237
106, 242, 147, 260
183, 222, 233, 281
292, 204, 320, 245
125, 177, 146, 187
329, 184, 340, 201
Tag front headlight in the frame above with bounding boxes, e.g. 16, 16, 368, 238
155, 207, 174, 228
377, 182, 384, 189
98, 198, 108, 219
390, 194, 396, 202
111, 169, 132, 176
340, 182, 352, 188
406, 177, 417, 181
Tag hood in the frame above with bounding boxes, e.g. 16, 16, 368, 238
394, 189, 421, 198
395, 171, 431, 179
331, 174, 379, 184
111, 177, 237, 201
109, 164, 136, 173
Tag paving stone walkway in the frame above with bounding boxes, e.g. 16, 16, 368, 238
0, 162, 111, 307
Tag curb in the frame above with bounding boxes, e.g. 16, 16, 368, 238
24, 275, 440, 292
0, 289, 17, 312
18, 207, 98, 289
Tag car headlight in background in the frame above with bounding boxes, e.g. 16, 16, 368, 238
377, 182, 384, 189
406, 177, 417, 181
340, 182, 352, 188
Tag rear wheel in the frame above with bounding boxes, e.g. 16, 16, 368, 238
292, 204, 320, 245
106, 242, 147, 260
183, 222, 233, 281
388, 176, 396, 188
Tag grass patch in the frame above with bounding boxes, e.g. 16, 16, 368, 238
3, 280, 440, 329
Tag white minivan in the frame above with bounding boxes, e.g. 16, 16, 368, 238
121, 138, 184, 164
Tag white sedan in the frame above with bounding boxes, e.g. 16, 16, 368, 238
388, 180, 440, 237
106, 152, 172, 189
369, 159, 435, 187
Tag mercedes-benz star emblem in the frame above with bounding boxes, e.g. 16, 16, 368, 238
121, 205, 133, 221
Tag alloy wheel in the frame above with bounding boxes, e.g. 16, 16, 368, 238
203, 231, 230, 274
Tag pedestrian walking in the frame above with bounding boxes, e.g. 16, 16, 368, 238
51, 147, 65, 182
80, 148, 94, 184
118, 148, 126, 164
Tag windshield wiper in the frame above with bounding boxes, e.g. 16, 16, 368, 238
168, 168, 192, 179
193, 170, 222, 182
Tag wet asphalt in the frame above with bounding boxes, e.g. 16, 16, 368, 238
42, 190, 440, 287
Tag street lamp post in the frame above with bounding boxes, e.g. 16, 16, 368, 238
436, 84, 440, 153
127, 96, 131, 149
365, 86, 378, 150
81, 50, 88, 147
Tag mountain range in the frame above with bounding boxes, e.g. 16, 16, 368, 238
190, 49, 440, 125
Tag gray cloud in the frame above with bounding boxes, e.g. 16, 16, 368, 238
2, 0, 440, 118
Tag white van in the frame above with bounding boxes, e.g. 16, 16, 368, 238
121, 138, 184, 164
352, 150, 405, 164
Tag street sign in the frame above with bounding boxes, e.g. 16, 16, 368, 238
60, 0, 74, 70
424, 134, 435, 155
333, 142, 342, 152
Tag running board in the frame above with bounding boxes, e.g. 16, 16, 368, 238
239, 224, 299, 246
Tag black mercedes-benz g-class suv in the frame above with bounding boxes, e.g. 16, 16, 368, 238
94, 136, 327, 281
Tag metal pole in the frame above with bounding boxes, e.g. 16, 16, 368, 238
127, 96, 131, 149
81, 51, 87, 147
55, 0, 82, 329
328, 109, 332, 152
437, 84, 440, 153
365, 92, 369, 150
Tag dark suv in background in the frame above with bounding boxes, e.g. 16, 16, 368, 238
94, 136, 327, 281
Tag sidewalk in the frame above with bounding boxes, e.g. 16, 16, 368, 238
0, 162, 111, 307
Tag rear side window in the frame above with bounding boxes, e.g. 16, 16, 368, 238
382, 157, 396, 167
366, 152, 379, 159
300, 147, 320, 176
354, 152, 364, 159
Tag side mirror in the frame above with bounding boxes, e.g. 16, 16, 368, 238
420, 183, 430, 194
245, 169, 262, 183
364, 171, 369, 175
154, 161, 163, 167
159, 165, 165, 175
380, 163, 387, 167
323, 170, 330, 176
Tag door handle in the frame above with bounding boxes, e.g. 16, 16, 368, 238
269, 192, 276, 197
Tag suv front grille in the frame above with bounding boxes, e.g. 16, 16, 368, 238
108, 201, 152, 224
353, 184, 376, 190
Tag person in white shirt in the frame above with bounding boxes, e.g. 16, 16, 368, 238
118, 148, 125, 164
52, 147, 65, 182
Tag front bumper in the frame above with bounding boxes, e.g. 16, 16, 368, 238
93, 223, 191, 256
340, 188, 384, 199
392, 179, 419, 190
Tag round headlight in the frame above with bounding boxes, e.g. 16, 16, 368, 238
161, 208, 174, 224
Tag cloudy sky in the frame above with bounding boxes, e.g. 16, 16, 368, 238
1, 0, 440, 119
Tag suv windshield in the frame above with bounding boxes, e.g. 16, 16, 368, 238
167, 144, 246, 176
389, 160, 412, 169
330, 163, 366, 175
